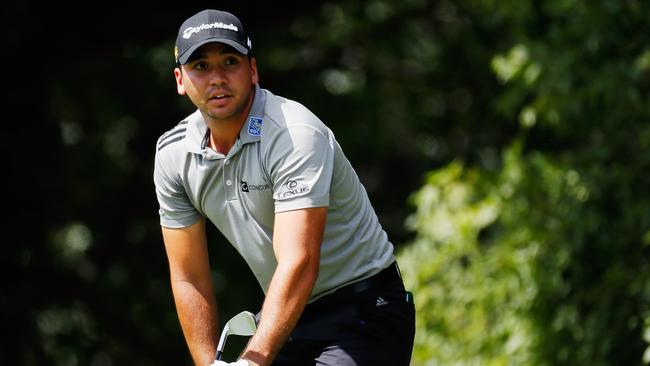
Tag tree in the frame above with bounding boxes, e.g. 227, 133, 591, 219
398, 1, 650, 365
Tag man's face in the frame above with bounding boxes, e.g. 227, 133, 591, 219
174, 43, 258, 123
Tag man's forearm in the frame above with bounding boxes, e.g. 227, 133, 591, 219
240, 259, 317, 366
172, 280, 219, 366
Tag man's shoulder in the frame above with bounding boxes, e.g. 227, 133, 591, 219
156, 119, 190, 153
262, 89, 326, 133
155, 110, 202, 155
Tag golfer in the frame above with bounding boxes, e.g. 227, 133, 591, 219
154, 9, 415, 366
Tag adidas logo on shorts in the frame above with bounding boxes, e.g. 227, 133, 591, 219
376, 296, 389, 307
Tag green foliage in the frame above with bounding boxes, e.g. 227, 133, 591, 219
398, 0, 650, 365
402, 138, 650, 365
400, 150, 536, 365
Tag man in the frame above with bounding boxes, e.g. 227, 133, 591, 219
154, 9, 415, 366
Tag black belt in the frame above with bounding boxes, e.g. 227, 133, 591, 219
303, 262, 403, 316
345, 261, 402, 295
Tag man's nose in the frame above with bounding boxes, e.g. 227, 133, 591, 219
208, 67, 228, 86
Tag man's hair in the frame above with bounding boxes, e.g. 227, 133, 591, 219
176, 43, 253, 69
175, 52, 254, 71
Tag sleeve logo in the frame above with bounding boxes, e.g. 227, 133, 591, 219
278, 179, 310, 198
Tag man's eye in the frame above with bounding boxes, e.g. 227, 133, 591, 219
192, 61, 207, 70
225, 57, 239, 66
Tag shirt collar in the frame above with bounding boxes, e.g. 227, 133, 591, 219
184, 84, 267, 155
238, 84, 266, 145
184, 110, 208, 155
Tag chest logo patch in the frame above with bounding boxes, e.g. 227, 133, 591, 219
241, 180, 271, 193
248, 117, 263, 137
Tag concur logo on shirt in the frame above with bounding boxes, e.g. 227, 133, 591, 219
248, 117, 263, 136
241, 181, 270, 192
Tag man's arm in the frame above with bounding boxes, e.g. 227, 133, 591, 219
240, 206, 327, 366
162, 218, 219, 366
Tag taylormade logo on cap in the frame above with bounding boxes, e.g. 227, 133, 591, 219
174, 9, 251, 64
182, 22, 239, 39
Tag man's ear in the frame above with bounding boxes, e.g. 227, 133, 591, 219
250, 57, 259, 85
174, 67, 186, 95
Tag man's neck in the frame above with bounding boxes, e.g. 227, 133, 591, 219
205, 88, 256, 155
207, 119, 243, 155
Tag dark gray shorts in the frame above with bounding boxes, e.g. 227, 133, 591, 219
268, 263, 416, 366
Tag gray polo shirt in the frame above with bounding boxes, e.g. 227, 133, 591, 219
154, 85, 395, 301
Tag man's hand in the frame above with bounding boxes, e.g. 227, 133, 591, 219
210, 359, 249, 366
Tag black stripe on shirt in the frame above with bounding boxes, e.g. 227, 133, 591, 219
157, 121, 189, 151
157, 135, 186, 151
160, 120, 188, 139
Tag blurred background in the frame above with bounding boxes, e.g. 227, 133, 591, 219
4, 0, 650, 365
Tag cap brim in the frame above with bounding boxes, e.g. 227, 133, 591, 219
177, 38, 249, 64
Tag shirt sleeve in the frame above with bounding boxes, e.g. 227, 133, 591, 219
265, 124, 334, 213
153, 148, 202, 228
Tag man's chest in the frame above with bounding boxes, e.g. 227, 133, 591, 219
186, 144, 275, 230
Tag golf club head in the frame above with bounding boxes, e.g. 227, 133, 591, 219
216, 311, 257, 360
227, 311, 257, 336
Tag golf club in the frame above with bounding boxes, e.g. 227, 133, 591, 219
216, 311, 258, 360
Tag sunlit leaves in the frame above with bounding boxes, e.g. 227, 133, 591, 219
398, 0, 650, 364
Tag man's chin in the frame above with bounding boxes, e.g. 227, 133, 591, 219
204, 109, 239, 122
